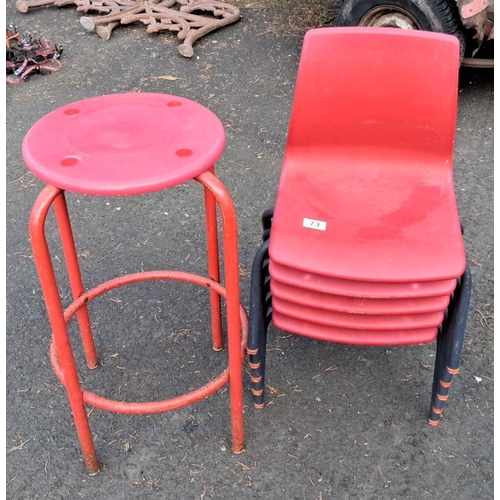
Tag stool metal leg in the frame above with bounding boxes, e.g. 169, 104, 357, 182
53, 191, 98, 369
204, 165, 223, 351
196, 171, 245, 453
29, 185, 99, 475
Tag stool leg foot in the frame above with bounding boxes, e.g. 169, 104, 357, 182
204, 168, 223, 351
70, 400, 100, 475
53, 192, 98, 368
74, 410, 100, 475
232, 443, 244, 454
86, 463, 101, 476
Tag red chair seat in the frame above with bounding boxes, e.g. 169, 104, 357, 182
272, 311, 438, 346
269, 154, 465, 283
270, 279, 451, 315
272, 296, 445, 330
269, 261, 457, 299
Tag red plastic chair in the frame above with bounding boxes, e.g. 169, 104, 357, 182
248, 28, 471, 426
270, 28, 464, 284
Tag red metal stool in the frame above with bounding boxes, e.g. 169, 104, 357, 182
25, 92, 248, 475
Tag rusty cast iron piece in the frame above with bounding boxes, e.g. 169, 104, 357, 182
16, 0, 241, 57
6, 28, 63, 84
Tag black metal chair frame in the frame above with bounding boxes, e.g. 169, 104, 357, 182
248, 208, 472, 425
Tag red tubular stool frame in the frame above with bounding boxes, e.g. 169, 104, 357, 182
29, 170, 248, 475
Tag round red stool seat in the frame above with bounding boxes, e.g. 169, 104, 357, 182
22, 93, 225, 195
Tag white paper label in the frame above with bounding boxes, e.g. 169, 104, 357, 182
302, 218, 327, 231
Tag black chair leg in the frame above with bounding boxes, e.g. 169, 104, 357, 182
428, 265, 472, 425
431, 324, 445, 405
261, 207, 274, 235
248, 208, 274, 408
248, 239, 272, 408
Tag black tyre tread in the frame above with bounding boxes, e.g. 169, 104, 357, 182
334, 0, 465, 59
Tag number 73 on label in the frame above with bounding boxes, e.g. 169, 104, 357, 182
302, 218, 327, 231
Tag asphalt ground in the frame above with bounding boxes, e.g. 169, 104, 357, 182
5, 1, 494, 498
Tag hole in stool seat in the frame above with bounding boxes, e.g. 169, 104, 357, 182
60, 157, 79, 167
176, 149, 193, 157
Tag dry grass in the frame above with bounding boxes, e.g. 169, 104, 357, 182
231, 0, 341, 35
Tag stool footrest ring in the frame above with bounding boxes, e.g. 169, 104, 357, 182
50, 270, 248, 415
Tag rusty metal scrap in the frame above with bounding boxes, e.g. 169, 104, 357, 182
455, 0, 490, 53
6, 27, 63, 84
459, 0, 489, 19
6, 25, 21, 48
15, 0, 241, 57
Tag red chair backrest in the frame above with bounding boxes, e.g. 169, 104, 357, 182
286, 28, 460, 163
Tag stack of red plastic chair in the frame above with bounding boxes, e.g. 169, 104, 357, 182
248, 27, 471, 426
